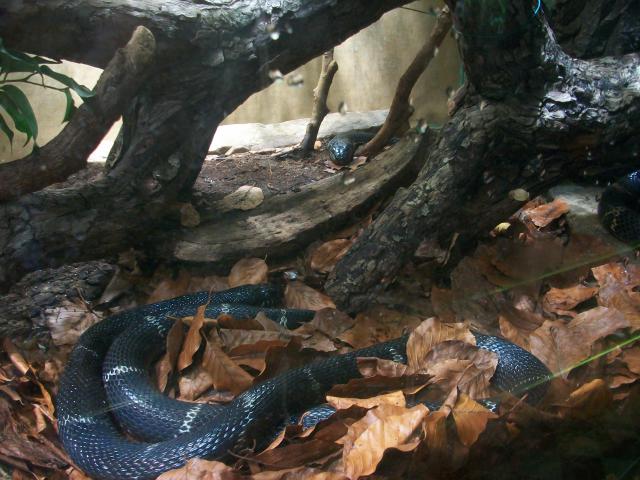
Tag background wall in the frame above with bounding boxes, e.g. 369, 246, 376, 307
0, 0, 460, 164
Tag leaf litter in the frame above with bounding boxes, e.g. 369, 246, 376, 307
1, 196, 640, 479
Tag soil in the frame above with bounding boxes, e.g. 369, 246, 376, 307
53, 140, 338, 201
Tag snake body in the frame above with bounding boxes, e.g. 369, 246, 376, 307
598, 170, 640, 243
57, 284, 551, 479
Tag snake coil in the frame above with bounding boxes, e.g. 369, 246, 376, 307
57, 284, 551, 479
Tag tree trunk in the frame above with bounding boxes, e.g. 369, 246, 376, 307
0, 0, 411, 290
326, 1, 640, 312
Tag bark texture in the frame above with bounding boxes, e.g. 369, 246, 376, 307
0, 26, 156, 202
326, 1, 640, 312
0, 0, 411, 290
171, 131, 432, 266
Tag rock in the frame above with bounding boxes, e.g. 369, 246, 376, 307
208, 145, 232, 155
226, 146, 250, 155
210, 109, 388, 152
220, 185, 264, 211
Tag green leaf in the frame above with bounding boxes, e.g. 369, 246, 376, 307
62, 88, 76, 123
0, 84, 38, 144
0, 113, 14, 145
40, 65, 95, 99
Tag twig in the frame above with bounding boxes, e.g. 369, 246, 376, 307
359, 6, 452, 158
300, 49, 338, 155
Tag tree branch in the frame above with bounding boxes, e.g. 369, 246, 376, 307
0, 26, 156, 202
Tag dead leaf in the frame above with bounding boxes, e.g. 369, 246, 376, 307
177, 305, 206, 371
158, 458, 241, 480
561, 379, 613, 419
44, 300, 101, 346
310, 239, 353, 273
451, 394, 497, 447
406, 318, 475, 373
524, 198, 569, 228
621, 346, 640, 374
339, 307, 422, 349
228, 258, 268, 287
254, 439, 341, 470
542, 285, 598, 316
327, 390, 406, 410
529, 307, 628, 377
593, 262, 640, 330
1, 339, 30, 376
339, 404, 428, 479
422, 341, 498, 399
156, 320, 185, 392
147, 271, 191, 303
285, 281, 335, 310
203, 331, 253, 395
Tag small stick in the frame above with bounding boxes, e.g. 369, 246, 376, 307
300, 49, 339, 155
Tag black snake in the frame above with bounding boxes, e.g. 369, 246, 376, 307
56, 171, 639, 479
57, 283, 551, 479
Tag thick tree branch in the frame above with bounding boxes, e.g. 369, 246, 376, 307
0, 0, 412, 289
326, 0, 640, 312
0, 26, 156, 202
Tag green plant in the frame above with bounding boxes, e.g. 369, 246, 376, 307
0, 38, 95, 150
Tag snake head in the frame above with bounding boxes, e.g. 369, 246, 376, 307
327, 136, 356, 166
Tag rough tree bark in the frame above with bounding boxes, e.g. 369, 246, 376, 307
0, 0, 412, 289
326, 0, 640, 312
0, 26, 156, 202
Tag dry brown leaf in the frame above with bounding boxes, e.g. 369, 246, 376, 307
339, 404, 428, 479
339, 307, 421, 349
285, 281, 335, 310
254, 439, 342, 470
156, 320, 185, 392
310, 239, 353, 273
451, 394, 497, 447
294, 309, 355, 340
223, 330, 293, 354
524, 198, 570, 228
621, 346, 640, 374
45, 299, 101, 346
593, 262, 640, 330
542, 285, 598, 316
561, 378, 613, 419
497, 306, 546, 351
407, 318, 475, 373
177, 365, 213, 401
228, 258, 268, 287
147, 271, 191, 303
256, 337, 327, 381
423, 341, 498, 399
177, 305, 206, 371
529, 307, 628, 378
327, 390, 406, 410
158, 458, 241, 480
1, 339, 30, 376
203, 332, 253, 395
254, 468, 348, 480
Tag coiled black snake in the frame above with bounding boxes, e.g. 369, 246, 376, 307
57, 283, 552, 479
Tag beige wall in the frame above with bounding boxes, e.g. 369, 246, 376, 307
0, 0, 460, 164
225, 0, 461, 125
